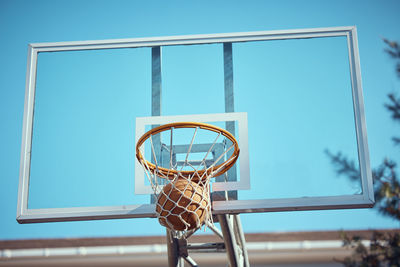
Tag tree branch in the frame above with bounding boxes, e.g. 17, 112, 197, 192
325, 150, 360, 182
385, 94, 400, 122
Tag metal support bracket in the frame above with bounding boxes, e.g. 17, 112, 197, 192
166, 215, 249, 267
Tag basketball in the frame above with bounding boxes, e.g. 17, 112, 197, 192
156, 178, 210, 231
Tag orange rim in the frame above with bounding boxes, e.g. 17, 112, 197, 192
136, 122, 240, 181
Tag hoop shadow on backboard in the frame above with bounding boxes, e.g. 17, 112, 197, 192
17, 26, 374, 223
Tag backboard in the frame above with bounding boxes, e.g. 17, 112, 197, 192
17, 26, 374, 223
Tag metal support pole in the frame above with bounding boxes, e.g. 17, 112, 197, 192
166, 229, 184, 267
183, 256, 198, 267
151, 46, 164, 204
218, 214, 240, 267
233, 215, 250, 267
187, 242, 225, 253
206, 220, 224, 240
151, 46, 162, 159
152, 46, 162, 117
223, 42, 238, 200
223, 42, 234, 115
217, 214, 249, 267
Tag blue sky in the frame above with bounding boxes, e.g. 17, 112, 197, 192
1, 0, 400, 240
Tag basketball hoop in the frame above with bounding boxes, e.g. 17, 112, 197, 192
136, 122, 240, 231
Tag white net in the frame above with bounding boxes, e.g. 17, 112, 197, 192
136, 122, 239, 232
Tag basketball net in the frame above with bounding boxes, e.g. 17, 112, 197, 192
136, 122, 239, 233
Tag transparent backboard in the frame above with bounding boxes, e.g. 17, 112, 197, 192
17, 26, 374, 223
